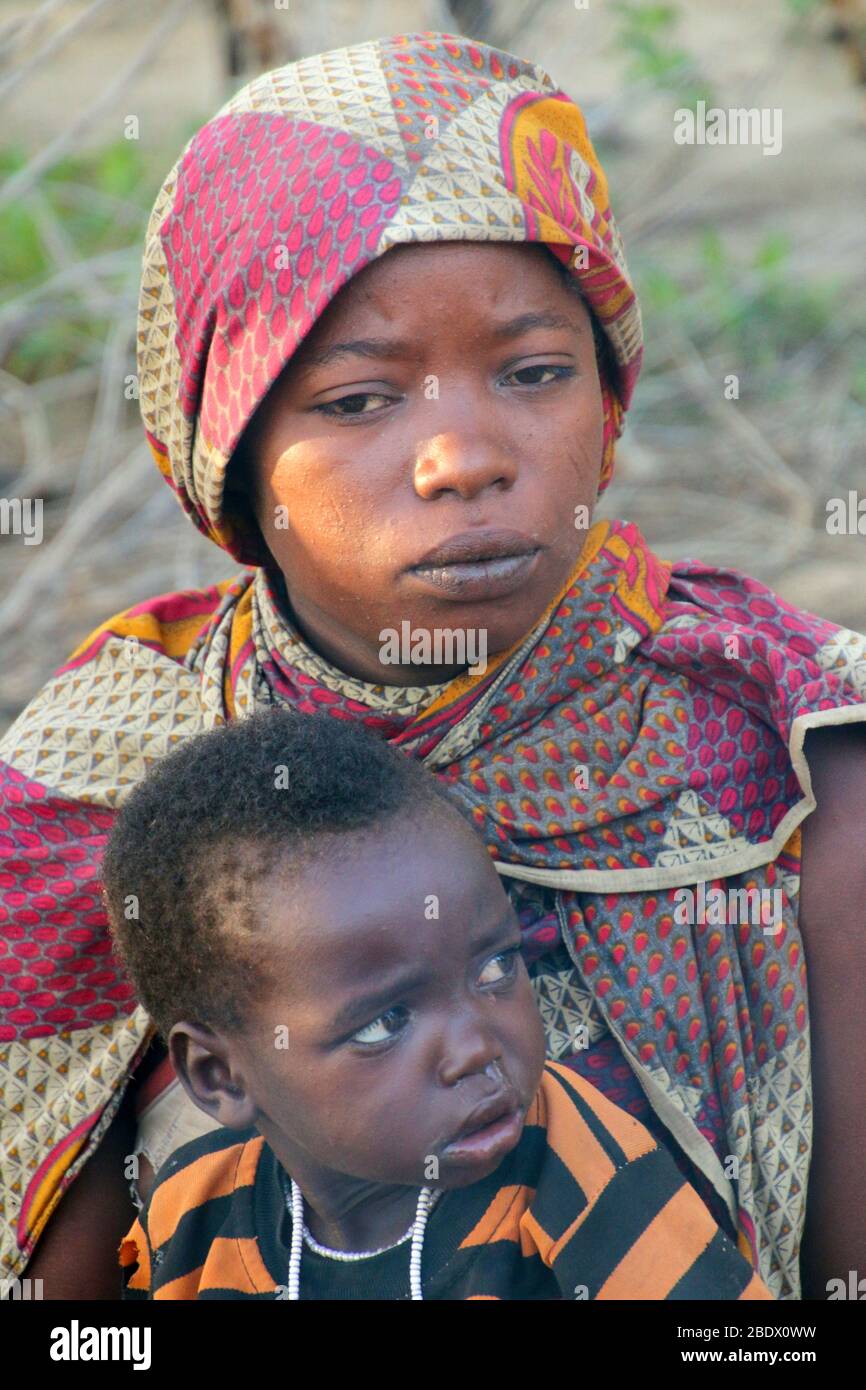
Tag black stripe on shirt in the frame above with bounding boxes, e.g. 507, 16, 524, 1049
666, 1225, 753, 1300
152, 1188, 241, 1290
545, 1064, 629, 1169
550, 1143, 685, 1294
431, 1237, 558, 1300
524, 1141, 588, 1244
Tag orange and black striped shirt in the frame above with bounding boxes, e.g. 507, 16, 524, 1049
119, 1062, 773, 1300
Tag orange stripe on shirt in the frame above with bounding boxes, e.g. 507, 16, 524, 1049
224, 585, 254, 719
546, 1063, 657, 1164
739, 1271, 774, 1301
520, 1207, 558, 1264
542, 1080, 617, 1202
66, 601, 228, 666
458, 1185, 526, 1249
234, 1232, 280, 1294
198, 1236, 272, 1295
596, 1182, 718, 1299
148, 1136, 263, 1251
155, 1265, 206, 1300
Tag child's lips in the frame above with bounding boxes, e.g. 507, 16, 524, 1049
442, 1101, 524, 1165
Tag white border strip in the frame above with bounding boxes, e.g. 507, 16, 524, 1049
493, 702, 866, 892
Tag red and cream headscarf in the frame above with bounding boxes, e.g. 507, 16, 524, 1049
137, 30, 642, 561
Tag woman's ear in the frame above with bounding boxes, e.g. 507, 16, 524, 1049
168, 1021, 257, 1130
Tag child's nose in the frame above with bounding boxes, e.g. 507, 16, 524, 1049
436, 1009, 505, 1087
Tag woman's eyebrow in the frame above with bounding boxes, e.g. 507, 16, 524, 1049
294, 337, 417, 374
490, 310, 578, 339
295, 312, 580, 377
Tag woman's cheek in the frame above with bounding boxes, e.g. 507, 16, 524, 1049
264, 475, 359, 560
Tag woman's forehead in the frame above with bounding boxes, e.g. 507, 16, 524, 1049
297, 241, 585, 336
358, 238, 560, 286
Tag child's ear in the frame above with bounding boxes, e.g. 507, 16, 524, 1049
168, 1021, 257, 1130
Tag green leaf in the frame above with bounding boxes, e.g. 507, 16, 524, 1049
95, 142, 144, 198
753, 233, 790, 273
0, 204, 47, 285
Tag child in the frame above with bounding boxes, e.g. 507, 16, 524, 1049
104, 710, 772, 1301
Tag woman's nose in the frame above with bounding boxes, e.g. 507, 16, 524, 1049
413, 428, 518, 502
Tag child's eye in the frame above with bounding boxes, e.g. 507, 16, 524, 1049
505, 365, 574, 388
350, 1005, 410, 1046
317, 392, 393, 417
477, 947, 520, 987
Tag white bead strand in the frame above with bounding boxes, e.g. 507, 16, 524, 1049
285, 1177, 439, 1300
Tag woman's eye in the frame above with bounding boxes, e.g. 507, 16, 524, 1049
506, 364, 573, 388
478, 948, 520, 987
318, 392, 392, 417
350, 1005, 409, 1046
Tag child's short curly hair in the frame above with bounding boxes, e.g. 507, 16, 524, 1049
102, 709, 464, 1043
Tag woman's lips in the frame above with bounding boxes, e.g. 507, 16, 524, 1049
441, 1106, 524, 1165
408, 549, 541, 601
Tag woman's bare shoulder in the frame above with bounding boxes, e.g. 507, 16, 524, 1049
796, 721, 866, 1294
802, 722, 866, 864
800, 721, 866, 920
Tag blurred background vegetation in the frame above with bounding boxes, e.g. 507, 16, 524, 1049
1, 0, 865, 734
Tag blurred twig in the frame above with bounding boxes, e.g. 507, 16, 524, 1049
70, 306, 138, 502
0, 445, 145, 638
0, 0, 69, 58
0, 0, 118, 102
0, 0, 189, 210
0, 366, 52, 492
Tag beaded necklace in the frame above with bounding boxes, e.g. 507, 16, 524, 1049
282, 1174, 443, 1300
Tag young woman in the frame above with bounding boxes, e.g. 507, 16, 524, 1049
2, 31, 865, 1301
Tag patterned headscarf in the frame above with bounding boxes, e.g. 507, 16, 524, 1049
137, 30, 642, 563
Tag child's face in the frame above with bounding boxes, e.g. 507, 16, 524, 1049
243, 240, 604, 684
190, 808, 547, 1192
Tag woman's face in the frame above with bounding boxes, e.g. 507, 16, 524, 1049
244, 240, 605, 684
